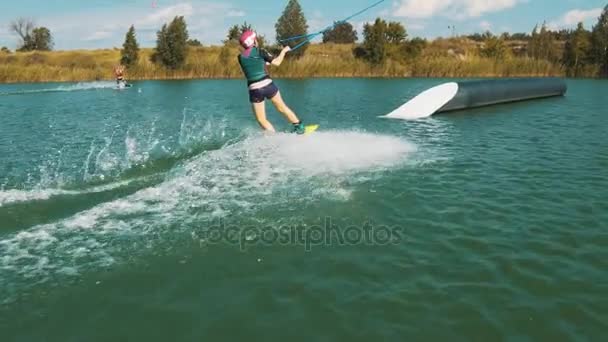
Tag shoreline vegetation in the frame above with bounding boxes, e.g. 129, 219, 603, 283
0, 42, 578, 84
1, 0, 607, 84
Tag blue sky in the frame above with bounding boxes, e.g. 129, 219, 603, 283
0, 0, 606, 50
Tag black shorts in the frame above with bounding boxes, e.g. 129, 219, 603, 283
249, 82, 279, 103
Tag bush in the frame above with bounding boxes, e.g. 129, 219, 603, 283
152, 16, 189, 69
275, 0, 309, 58
323, 22, 357, 44
361, 18, 388, 64
121, 25, 139, 67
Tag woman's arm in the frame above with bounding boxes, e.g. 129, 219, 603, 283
271, 46, 292, 66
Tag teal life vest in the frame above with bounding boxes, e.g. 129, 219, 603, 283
238, 47, 272, 84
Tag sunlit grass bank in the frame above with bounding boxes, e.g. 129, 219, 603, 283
0, 40, 580, 83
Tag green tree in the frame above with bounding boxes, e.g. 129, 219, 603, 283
540, 22, 559, 61
511, 32, 531, 41
1, 46, 10, 53
225, 22, 266, 47
322, 21, 358, 44
356, 19, 408, 64
563, 22, 591, 76
361, 18, 388, 64
18, 36, 35, 52
240, 22, 253, 34
468, 31, 495, 41
482, 30, 494, 40
528, 22, 558, 61
11, 18, 53, 52
187, 39, 202, 46
227, 24, 240, 42
591, 5, 608, 77
467, 33, 485, 42
275, 0, 309, 58
553, 29, 571, 41
10, 18, 34, 50
120, 25, 139, 67
528, 25, 539, 58
403, 37, 427, 59
385, 22, 409, 62
153, 24, 169, 64
386, 21, 407, 44
153, 16, 189, 69
480, 36, 510, 60
30, 27, 53, 51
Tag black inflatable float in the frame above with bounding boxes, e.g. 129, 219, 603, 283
384, 78, 567, 120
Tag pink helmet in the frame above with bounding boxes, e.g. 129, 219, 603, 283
239, 30, 257, 48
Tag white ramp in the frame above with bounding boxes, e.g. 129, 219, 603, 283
382, 82, 459, 120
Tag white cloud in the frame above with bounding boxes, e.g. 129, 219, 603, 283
409, 23, 426, 31
395, 0, 451, 19
562, 8, 602, 25
136, 3, 195, 29
227, 10, 246, 17
394, 0, 521, 19
36, 1, 249, 49
465, 0, 520, 17
479, 20, 492, 31
84, 31, 114, 42
548, 8, 602, 29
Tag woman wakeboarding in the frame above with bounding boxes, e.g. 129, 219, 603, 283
237, 30, 305, 134
114, 65, 128, 88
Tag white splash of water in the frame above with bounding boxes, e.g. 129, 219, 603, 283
0, 130, 416, 301
55, 81, 118, 92
0, 176, 155, 208
82, 142, 97, 182
95, 132, 118, 174
1, 81, 118, 96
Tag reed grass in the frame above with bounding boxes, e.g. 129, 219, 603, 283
0, 41, 582, 84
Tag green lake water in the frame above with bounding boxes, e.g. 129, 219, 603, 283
1, 78, 607, 341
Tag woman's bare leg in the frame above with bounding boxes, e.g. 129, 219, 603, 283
252, 101, 275, 132
270, 91, 300, 124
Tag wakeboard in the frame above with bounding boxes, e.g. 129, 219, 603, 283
116, 82, 132, 90
304, 124, 319, 135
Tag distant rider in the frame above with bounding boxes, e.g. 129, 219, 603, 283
237, 30, 305, 134
114, 65, 126, 86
